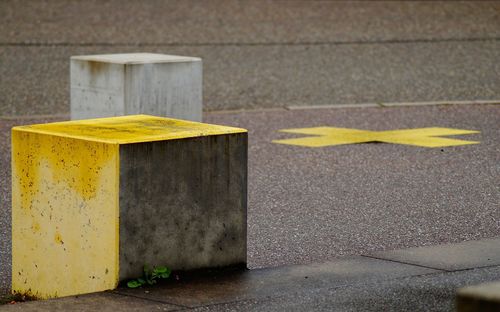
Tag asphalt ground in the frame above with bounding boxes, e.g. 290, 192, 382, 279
1, 1, 500, 115
1, 103, 498, 295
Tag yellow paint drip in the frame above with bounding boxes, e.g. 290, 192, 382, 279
273, 127, 480, 148
54, 232, 64, 245
12, 131, 117, 207
14, 114, 247, 144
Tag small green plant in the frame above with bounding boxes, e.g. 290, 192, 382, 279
127, 265, 171, 288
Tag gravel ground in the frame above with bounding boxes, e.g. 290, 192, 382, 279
204, 104, 500, 269
1, 1, 500, 116
1, 41, 500, 116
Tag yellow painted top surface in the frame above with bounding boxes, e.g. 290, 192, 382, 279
13, 115, 247, 144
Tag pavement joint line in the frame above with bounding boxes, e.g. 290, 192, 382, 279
1, 36, 499, 47
439, 263, 500, 274
170, 297, 258, 311
206, 107, 288, 115
112, 291, 189, 309
360, 255, 451, 272
286, 100, 500, 110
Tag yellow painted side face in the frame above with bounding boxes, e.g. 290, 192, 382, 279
14, 114, 247, 144
12, 130, 119, 298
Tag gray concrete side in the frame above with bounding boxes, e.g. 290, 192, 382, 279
457, 282, 500, 312
118, 133, 247, 280
70, 59, 126, 119
70, 53, 202, 121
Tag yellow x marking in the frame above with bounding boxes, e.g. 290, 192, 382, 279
273, 127, 480, 148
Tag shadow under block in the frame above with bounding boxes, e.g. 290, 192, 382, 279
70, 53, 202, 121
11, 115, 247, 298
457, 282, 500, 312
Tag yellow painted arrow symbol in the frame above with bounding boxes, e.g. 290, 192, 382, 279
273, 127, 480, 148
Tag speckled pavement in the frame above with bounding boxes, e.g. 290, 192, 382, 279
1, 1, 500, 116
1, 104, 498, 298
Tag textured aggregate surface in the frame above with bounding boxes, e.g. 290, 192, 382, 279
1, 104, 498, 294
2, 1, 500, 45
1, 1, 500, 116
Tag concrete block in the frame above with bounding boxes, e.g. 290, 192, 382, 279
457, 282, 500, 312
70, 53, 202, 121
11, 115, 247, 298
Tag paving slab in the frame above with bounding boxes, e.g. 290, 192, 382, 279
190, 265, 500, 312
369, 237, 500, 271
0, 291, 179, 311
115, 256, 438, 307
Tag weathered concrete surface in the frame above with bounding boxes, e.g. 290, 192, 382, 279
9, 115, 247, 297
119, 134, 247, 279
457, 281, 500, 312
71, 53, 202, 121
11, 129, 120, 298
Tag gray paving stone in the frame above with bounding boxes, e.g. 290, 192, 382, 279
0, 292, 180, 311
115, 256, 439, 307
190, 266, 500, 312
369, 237, 500, 271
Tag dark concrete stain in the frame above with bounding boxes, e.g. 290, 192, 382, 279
118, 133, 247, 280
86, 60, 108, 77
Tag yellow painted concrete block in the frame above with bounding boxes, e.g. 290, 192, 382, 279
12, 115, 247, 299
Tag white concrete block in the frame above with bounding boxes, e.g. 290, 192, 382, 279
70, 53, 202, 121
